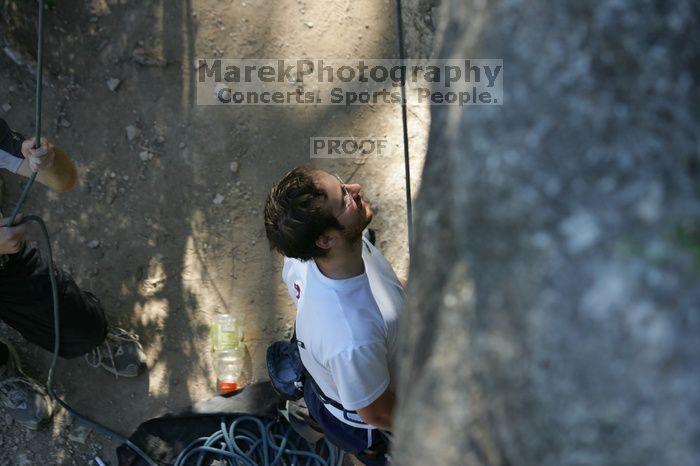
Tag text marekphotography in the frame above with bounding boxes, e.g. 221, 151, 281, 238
196, 59, 503, 106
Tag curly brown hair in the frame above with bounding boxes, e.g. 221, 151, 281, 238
264, 167, 343, 261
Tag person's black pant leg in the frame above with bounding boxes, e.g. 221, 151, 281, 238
0, 243, 108, 359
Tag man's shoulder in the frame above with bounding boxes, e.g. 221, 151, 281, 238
282, 255, 308, 276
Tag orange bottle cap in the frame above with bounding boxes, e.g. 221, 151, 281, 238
218, 381, 238, 394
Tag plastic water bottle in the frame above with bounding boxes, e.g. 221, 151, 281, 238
211, 314, 245, 394
216, 347, 244, 394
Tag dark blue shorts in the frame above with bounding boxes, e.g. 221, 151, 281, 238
303, 382, 389, 466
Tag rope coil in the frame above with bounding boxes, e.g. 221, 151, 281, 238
173, 415, 345, 466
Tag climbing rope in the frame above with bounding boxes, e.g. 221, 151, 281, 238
6, 0, 44, 226
173, 415, 345, 466
394, 0, 414, 254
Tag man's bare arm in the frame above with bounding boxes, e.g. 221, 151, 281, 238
356, 388, 396, 431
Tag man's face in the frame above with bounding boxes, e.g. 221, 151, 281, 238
315, 170, 373, 242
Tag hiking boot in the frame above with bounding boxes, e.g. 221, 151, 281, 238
86, 327, 146, 378
0, 340, 53, 430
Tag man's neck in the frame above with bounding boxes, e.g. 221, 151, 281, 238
314, 239, 364, 279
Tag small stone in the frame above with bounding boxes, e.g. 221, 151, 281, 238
305, 21, 314, 28
68, 425, 91, 444
3, 46, 24, 66
125, 125, 140, 141
213, 193, 225, 204
132, 47, 167, 67
179, 142, 186, 149
138, 151, 153, 161
110, 172, 116, 178
229, 161, 239, 173
2, 103, 11, 112
106, 78, 121, 91
87, 240, 100, 249
59, 117, 71, 128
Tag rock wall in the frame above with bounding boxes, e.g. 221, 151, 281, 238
400, 0, 441, 58
393, 0, 700, 465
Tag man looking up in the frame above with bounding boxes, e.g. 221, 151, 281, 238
264, 167, 406, 465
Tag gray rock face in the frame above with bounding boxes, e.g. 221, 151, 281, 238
401, 0, 441, 58
393, 1, 700, 465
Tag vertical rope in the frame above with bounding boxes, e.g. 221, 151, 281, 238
8, 0, 44, 226
395, 0, 414, 255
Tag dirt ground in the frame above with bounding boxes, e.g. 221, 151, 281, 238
0, 0, 428, 464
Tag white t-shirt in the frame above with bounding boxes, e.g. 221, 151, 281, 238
283, 237, 406, 428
